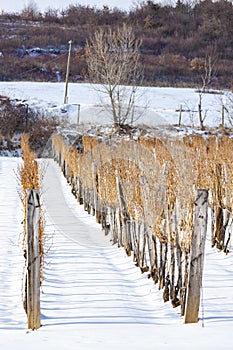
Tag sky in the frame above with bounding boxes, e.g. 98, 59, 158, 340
0, 0, 136, 13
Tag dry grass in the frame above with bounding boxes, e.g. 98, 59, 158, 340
50, 130, 233, 309
18, 134, 45, 284
52, 131, 233, 253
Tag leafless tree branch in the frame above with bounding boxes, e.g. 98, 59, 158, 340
85, 24, 143, 126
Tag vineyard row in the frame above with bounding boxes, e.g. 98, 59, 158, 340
51, 131, 232, 314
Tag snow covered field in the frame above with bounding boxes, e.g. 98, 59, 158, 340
0, 81, 228, 127
0, 157, 233, 349
0, 82, 233, 348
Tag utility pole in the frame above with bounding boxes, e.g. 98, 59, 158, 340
64, 40, 72, 104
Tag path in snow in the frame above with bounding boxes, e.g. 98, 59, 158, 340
41, 159, 177, 326
1, 157, 232, 349
40, 159, 233, 329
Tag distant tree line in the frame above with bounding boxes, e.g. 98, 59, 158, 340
0, 0, 232, 88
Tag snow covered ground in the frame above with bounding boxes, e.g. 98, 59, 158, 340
0, 81, 229, 127
0, 157, 233, 349
0, 82, 233, 348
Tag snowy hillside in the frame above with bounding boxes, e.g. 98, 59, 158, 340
0, 82, 230, 128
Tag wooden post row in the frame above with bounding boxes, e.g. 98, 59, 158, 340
184, 189, 208, 323
26, 189, 41, 330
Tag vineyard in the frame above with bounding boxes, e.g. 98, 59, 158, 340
51, 129, 233, 317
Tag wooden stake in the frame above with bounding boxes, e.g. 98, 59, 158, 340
115, 173, 131, 255
26, 189, 41, 330
184, 189, 208, 323
179, 104, 182, 126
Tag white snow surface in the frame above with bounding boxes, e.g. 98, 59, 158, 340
0, 82, 233, 348
0, 157, 233, 349
0, 81, 229, 127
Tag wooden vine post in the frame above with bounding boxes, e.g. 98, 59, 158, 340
115, 173, 132, 255
184, 189, 208, 323
26, 189, 41, 330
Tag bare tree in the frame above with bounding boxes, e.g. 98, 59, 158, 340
85, 24, 143, 126
191, 45, 218, 129
21, 0, 40, 21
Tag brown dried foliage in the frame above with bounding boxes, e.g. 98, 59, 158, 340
52, 132, 233, 251
19, 133, 44, 283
